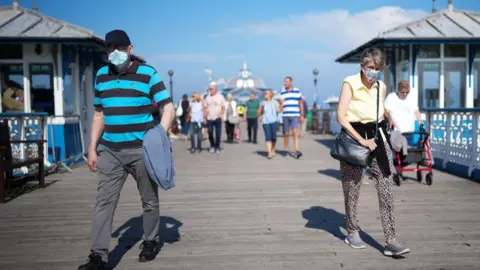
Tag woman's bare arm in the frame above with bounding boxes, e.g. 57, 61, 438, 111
337, 82, 365, 143
257, 104, 263, 117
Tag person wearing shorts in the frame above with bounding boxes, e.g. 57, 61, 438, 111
279, 76, 304, 158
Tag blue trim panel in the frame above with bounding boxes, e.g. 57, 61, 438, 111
423, 108, 480, 112
472, 169, 480, 183
47, 122, 84, 164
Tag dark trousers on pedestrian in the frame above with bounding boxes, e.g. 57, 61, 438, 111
207, 118, 222, 150
180, 117, 189, 136
190, 122, 203, 150
247, 118, 258, 142
90, 145, 159, 263
225, 121, 235, 142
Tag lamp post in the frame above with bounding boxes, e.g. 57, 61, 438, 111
313, 68, 319, 106
168, 69, 174, 101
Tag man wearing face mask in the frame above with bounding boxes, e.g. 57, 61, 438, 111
79, 29, 175, 270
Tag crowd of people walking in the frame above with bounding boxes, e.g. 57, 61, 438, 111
80, 28, 412, 270
175, 76, 308, 159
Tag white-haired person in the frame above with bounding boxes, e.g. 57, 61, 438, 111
384, 80, 423, 145
203, 81, 225, 153
336, 47, 410, 257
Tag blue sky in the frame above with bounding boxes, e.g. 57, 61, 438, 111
3, 0, 479, 103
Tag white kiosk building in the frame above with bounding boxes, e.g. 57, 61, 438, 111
0, 1, 145, 170
335, 0, 480, 181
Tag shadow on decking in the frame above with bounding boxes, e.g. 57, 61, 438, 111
302, 206, 385, 255
315, 139, 335, 149
5, 179, 58, 203
318, 169, 343, 181
108, 216, 183, 268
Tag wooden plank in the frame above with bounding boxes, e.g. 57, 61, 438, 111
0, 125, 479, 269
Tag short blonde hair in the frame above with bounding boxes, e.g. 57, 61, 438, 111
360, 47, 385, 69
264, 89, 273, 99
227, 93, 233, 101
192, 92, 200, 102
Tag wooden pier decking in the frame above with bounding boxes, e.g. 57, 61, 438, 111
0, 129, 479, 270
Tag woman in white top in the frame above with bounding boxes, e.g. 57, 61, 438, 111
188, 92, 205, 153
224, 93, 238, 143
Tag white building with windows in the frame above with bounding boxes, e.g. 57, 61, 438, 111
0, 1, 145, 167
336, 0, 480, 181
336, 1, 480, 109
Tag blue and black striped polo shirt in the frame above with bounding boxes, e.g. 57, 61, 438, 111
94, 61, 172, 149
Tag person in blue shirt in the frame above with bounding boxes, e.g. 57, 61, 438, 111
79, 29, 174, 270
258, 89, 281, 159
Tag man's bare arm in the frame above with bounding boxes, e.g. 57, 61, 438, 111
299, 99, 304, 117
88, 111, 105, 151
160, 102, 175, 132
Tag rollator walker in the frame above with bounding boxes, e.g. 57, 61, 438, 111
393, 126, 434, 186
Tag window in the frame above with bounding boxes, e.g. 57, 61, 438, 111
444, 44, 466, 58
30, 64, 54, 115
1, 64, 24, 112
63, 71, 75, 116
444, 62, 466, 108
418, 44, 440, 59
473, 45, 480, 59
474, 62, 480, 107
418, 62, 440, 109
398, 47, 409, 62
0, 44, 23, 60
400, 62, 409, 82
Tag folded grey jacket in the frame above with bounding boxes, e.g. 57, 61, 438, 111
389, 130, 408, 156
143, 124, 176, 190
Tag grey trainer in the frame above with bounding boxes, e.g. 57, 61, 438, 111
384, 238, 410, 256
344, 232, 366, 249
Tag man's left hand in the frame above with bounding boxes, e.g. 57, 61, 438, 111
300, 116, 305, 124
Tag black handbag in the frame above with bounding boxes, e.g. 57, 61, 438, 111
330, 81, 380, 167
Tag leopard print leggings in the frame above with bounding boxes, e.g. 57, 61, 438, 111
340, 146, 396, 241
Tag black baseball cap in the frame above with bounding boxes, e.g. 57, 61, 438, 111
105, 29, 131, 46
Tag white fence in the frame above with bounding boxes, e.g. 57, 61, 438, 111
314, 109, 480, 181
426, 109, 480, 180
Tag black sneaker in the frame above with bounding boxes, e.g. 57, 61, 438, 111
138, 241, 160, 263
78, 253, 107, 270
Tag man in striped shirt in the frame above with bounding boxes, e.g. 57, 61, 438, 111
279, 76, 304, 159
79, 29, 174, 270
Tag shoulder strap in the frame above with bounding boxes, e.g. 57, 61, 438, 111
375, 81, 380, 139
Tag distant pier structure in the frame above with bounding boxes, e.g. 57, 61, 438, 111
222, 62, 269, 104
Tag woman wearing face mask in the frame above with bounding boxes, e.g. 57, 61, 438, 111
336, 47, 410, 257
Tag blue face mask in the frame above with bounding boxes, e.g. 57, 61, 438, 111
108, 49, 129, 66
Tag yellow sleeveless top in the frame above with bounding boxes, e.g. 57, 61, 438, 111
343, 73, 386, 123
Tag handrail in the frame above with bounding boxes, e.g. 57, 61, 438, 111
423, 108, 480, 113
0, 112, 49, 117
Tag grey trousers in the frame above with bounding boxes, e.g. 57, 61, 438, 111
90, 145, 159, 262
